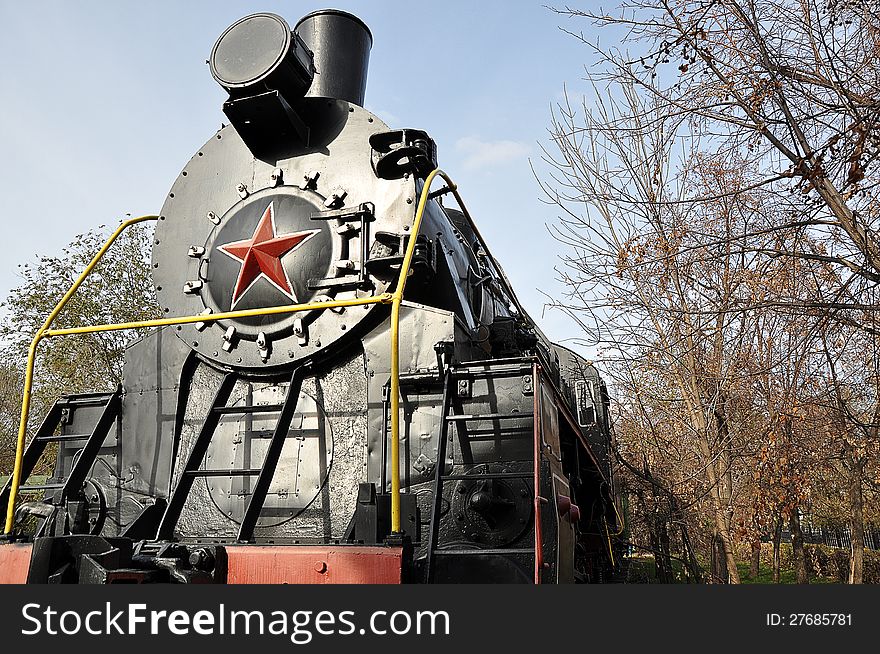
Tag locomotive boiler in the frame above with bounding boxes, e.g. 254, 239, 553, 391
0, 9, 620, 584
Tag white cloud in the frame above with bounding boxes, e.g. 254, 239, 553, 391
454, 136, 530, 170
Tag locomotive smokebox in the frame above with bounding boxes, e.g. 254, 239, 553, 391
295, 9, 372, 106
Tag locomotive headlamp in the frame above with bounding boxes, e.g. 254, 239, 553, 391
210, 12, 315, 152
210, 12, 314, 102
209, 10, 374, 154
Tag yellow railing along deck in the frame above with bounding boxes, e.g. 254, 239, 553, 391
4, 168, 469, 537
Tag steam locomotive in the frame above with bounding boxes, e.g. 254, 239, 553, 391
0, 9, 620, 584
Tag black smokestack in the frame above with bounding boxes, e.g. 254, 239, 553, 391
294, 9, 372, 106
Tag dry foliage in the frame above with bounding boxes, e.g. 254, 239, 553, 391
544, 0, 880, 582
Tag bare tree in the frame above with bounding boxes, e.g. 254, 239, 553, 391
552, 0, 880, 286
542, 0, 880, 583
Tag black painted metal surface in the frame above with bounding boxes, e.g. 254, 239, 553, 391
295, 9, 372, 106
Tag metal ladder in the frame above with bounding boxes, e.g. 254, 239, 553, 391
156, 366, 308, 542
0, 390, 121, 521
422, 360, 537, 583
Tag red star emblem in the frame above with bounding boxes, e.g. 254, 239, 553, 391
218, 201, 319, 308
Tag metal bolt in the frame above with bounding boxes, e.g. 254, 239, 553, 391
293, 318, 307, 346
189, 549, 215, 571
207, 211, 220, 225
237, 183, 249, 199
301, 170, 320, 190
222, 326, 237, 352
257, 331, 270, 362
188, 245, 206, 258
324, 187, 347, 208
194, 307, 213, 331
316, 294, 345, 314
183, 280, 203, 294
270, 168, 283, 187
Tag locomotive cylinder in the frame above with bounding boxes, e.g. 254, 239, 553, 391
294, 9, 372, 106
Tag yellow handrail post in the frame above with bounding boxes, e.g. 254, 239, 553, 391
4, 336, 41, 534
388, 169, 469, 534
4, 215, 159, 534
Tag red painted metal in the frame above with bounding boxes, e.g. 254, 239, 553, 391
225, 546, 402, 584
0, 543, 32, 584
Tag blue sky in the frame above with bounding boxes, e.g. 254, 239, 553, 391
0, 1, 600, 350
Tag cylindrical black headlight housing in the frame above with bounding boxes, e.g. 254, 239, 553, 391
210, 12, 314, 104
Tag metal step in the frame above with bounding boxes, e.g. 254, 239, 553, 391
213, 404, 284, 415
56, 394, 116, 408
459, 434, 533, 443
440, 472, 533, 481
36, 433, 92, 442
446, 412, 533, 422
19, 483, 64, 492
184, 468, 262, 478
456, 356, 535, 368
433, 548, 534, 556
452, 361, 534, 378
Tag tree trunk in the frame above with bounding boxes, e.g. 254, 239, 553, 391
749, 540, 761, 581
649, 509, 672, 583
772, 519, 783, 583
658, 512, 672, 582
710, 532, 730, 583
679, 522, 702, 583
790, 510, 809, 584
636, 489, 667, 583
706, 397, 740, 584
846, 447, 864, 584
710, 504, 740, 583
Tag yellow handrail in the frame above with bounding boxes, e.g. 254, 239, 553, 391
42, 295, 393, 338
4, 169, 470, 537
388, 168, 468, 533
4, 215, 159, 533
